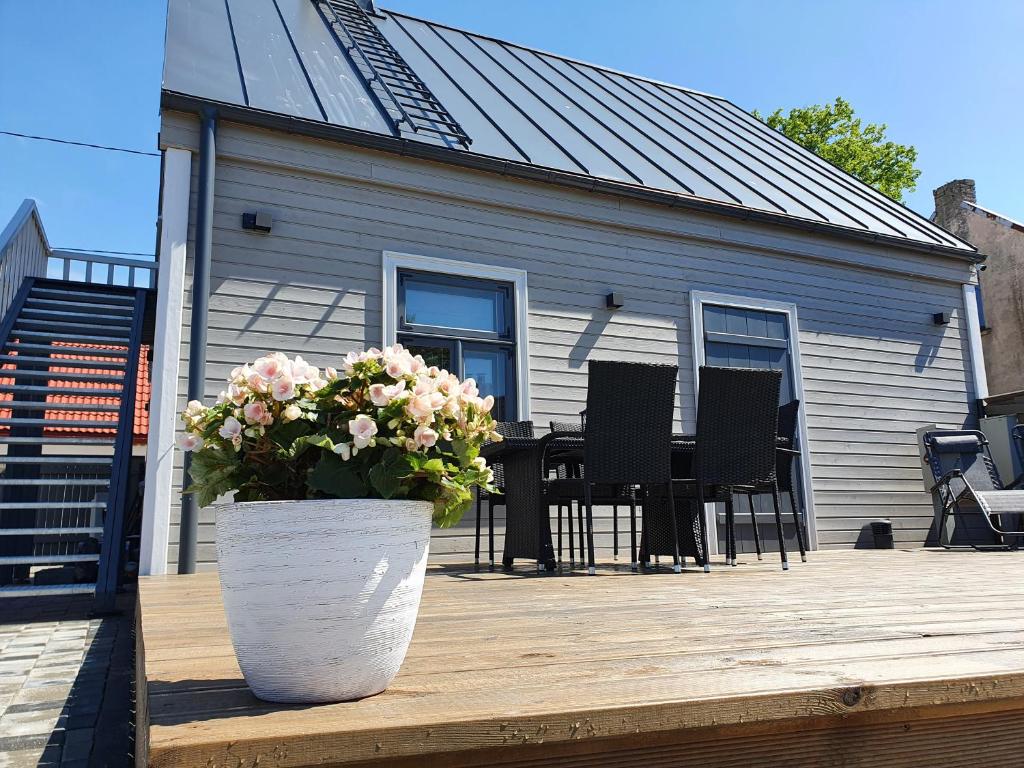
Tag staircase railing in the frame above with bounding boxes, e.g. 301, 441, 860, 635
49, 250, 157, 290
94, 287, 149, 612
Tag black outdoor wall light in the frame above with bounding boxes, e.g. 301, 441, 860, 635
242, 210, 273, 233
933, 311, 951, 325
605, 292, 623, 310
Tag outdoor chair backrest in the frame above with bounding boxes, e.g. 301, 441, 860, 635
923, 430, 1003, 499
549, 420, 582, 479
1013, 425, 1024, 475
583, 360, 678, 485
491, 421, 534, 489
776, 399, 800, 492
694, 366, 781, 487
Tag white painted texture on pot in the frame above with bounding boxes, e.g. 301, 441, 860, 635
215, 498, 432, 703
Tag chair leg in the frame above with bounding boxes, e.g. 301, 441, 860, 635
666, 482, 682, 574
567, 499, 576, 567
629, 496, 638, 571
488, 498, 495, 570
729, 493, 737, 565
583, 483, 597, 575
697, 484, 711, 573
475, 492, 482, 567
789, 488, 807, 562
577, 499, 586, 570
557, 503, 563, 564
770, 484, 789, 571
747, 493, 763, 561
613, 504, 619, 560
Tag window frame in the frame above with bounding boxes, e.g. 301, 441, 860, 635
382, 251, 531, 420
397, 269, 515, 343
690, 290, 817, 551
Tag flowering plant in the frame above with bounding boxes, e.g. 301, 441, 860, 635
179, 347, 502, 527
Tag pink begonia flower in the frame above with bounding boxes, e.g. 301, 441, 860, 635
243, 401, 269, 425
348, 414, 378, 449
225, 383, 245, 406
480, 395, 495, 413
219, 416, 242, 441
281, 404, 302, 423
385, 356, 410, 379
254, 354, 288, 381
291, 355, 318, 384
369, 379, 406, 407
324, 366, 339, 381
461, 378, 479, 398
177, 433, 203, 451
183, 400, 205, 419
271, 374, 296, 402
406, 394, 435, 423
333, 442, 352, 460
409, 355, 425, 374
414, 424, 438, 448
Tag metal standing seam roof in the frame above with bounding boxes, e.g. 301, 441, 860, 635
162, 0, 977, 258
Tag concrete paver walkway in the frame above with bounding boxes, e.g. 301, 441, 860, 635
0, 594, 133, 768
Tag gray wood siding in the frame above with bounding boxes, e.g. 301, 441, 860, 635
161, 112, 978, 569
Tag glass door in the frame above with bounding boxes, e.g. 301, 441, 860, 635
702, 303, 805, 555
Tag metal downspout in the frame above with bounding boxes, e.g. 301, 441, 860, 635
178, 107, 217, 574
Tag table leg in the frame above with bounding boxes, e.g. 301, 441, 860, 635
499, 447, 555, 570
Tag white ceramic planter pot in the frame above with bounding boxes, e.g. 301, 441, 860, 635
214, 498, 432, 703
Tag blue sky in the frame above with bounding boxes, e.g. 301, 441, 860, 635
2, 1, 1022, 255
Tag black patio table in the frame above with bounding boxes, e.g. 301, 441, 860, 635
480, 434, 795, 572
480, 434, 702, 571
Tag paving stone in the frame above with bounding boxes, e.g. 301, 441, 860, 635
0, 734, 49, 753
57, 729, 93, 763
0, 711, 60, 737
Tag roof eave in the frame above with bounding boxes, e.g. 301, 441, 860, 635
161, 91, 983, 265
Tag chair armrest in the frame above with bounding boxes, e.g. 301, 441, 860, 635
538, 431, 583, 479
938, 468, 964, 485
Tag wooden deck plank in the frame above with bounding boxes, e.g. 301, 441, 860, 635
137, 550, 1024, 767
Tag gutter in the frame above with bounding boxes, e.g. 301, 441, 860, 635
162, 90, 983, 265
178, 106, 217, 575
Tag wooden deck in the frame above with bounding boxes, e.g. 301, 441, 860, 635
136, 550, 1024, 767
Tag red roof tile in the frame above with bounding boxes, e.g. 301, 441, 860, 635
0, 342, 150, 444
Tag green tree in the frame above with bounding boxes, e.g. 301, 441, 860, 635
752, 97, 920, 203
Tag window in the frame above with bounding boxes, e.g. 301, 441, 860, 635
702, 304, 793, 403
397, 270, 517, 421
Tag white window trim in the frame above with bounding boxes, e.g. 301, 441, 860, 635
689, 290, 818, 552
140, 148, 191, 576
382, 251, 531, 420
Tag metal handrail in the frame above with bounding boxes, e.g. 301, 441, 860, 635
49, 250, 157, 290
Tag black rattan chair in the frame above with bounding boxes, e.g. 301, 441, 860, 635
735, 399, 807, 564
475, 420, 534, 568
675, 366, 784, 571
544, 361, 680, 575
923, 429, 1024, 550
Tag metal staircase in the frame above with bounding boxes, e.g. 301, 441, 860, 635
0, 277, 147, 608
316, 0, 472, 148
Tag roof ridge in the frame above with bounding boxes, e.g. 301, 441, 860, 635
379, 7, 726, 102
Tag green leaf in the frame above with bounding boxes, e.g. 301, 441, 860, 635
269, 419, 311, 451
185, 448, 241, 508
368, 448, 411, 499
308, 453, 368, 498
